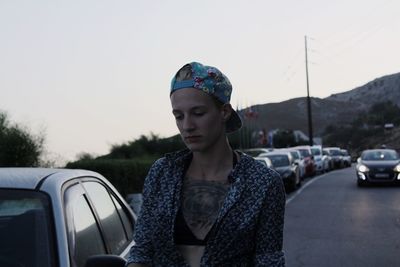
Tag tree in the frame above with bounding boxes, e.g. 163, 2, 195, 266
273, 129, 297, 148
99, 132, 185, 160
0, 111, 44, 167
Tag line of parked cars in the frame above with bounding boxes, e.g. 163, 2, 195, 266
242, 145, 352, 192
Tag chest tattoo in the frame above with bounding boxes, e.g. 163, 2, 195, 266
181, 179, 230, 240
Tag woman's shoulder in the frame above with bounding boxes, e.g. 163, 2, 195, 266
237, 153, 281, 186
150, 149, 191, 169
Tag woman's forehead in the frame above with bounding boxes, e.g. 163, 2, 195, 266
170, 88, 215, 110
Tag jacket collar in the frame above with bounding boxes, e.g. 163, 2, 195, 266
165, 149, 253, 226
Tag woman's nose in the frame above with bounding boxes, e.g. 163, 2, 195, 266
182, 116, 195, 131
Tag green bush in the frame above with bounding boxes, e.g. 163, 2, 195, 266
0, 111, 44, 167
66, 158, 155, 196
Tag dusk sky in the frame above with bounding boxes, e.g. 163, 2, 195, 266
1, 0, 399, 164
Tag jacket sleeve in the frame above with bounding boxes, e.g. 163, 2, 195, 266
253, 171, 286, 266
126, 159, 165, 266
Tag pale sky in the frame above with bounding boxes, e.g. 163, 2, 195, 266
1, 0, 399, 164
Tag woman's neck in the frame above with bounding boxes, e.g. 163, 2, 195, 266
188, 141, 235, 182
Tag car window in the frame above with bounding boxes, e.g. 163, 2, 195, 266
265, 155, 290, 167
65, 184, 106, 267
111, 194, 134, 240
83, 181, 131, 254
0, 189, 56, 267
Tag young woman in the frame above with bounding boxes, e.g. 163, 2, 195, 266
127, 62, 285, 267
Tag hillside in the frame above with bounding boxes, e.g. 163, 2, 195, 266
327, 72, 400, 107
243, 72, 400, 136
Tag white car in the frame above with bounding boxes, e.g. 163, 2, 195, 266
0, 168, 135, 267
254, 156, 274, 169
241, 148, 274, 157
311, 145, 330, 173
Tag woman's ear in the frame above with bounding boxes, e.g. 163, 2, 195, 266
221, 104, 233, 121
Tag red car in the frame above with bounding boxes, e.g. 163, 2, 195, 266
291, 146, 316, 177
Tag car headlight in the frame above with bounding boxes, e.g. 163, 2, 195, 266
357, 164, 369, 172
393, 164, 400, 172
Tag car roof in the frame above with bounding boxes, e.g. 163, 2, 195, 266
260, 151, 290, 156
325, 147, 340, 150
278, 148, 299, 153
0, 168, 101, 190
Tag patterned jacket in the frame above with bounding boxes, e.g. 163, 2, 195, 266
127, 150, 286, 266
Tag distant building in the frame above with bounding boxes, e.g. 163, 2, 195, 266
384, 123, 394, 131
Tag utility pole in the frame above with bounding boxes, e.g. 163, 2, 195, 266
305, 35, 314, 146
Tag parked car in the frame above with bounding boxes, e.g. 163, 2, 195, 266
0, 168, 135, 267
241, 148, 274, 157
356, 149, 400, 186
324, 147, 343, 169
291, 146, 316, 177
260, 151, 301, 191
310, 145, 330, 174
322, 148, 334, 171
277, 148, 306, 180
341, 149, 352, 167
254, 156, 274, 169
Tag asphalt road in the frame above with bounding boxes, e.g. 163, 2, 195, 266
283, 165, 400, 267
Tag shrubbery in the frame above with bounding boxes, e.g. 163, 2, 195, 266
66, 158, 155, 195
323, 101, 400, 151
0, 111, 44, 167
67, 133, 185, 195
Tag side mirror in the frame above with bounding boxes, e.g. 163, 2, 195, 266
357, 157, 361, 164
85, 255, 126, 267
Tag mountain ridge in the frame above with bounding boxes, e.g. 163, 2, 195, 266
244, 72, 400, 136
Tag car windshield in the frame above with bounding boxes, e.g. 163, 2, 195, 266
361, 150, 399, 161
0, 189, 56, 267
289, 151, 300, 160
265, 155, 290, 167
341, 150, 349, 156
329, 149, 341, 156
311, 148, 321, 156
298, 149, 311, 158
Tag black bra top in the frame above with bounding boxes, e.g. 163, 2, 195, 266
174, 208, 212, 246
174, 152, 238, 246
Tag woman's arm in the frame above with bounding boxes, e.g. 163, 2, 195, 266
253, 171, 286, 266
126, 159, 165, 266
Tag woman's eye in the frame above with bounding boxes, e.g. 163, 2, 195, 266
174, 115, 183, 120
194, 112, 205, 116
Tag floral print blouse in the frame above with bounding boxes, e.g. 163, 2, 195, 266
127, 150, 286, 267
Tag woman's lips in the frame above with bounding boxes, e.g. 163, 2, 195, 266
185, 135, 201, 143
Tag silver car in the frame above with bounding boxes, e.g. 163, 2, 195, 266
0, 168, 135, 267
